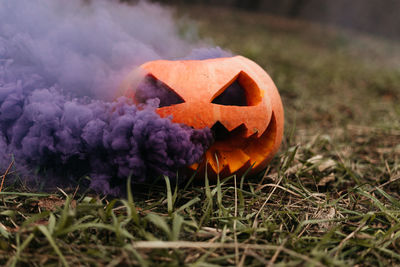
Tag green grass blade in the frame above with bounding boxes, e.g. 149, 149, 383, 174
37, 225, 69, 267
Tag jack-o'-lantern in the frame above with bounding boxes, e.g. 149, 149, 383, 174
122, 56, 284, 178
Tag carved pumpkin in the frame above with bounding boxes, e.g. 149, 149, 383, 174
123, 56, 284, 178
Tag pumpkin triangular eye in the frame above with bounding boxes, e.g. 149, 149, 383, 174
135, 75, 185, 107
211, 79, 247, 106
211, 71, 262, 106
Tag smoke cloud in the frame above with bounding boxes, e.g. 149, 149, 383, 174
0, 0, 224, 195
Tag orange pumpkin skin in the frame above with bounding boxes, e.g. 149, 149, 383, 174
124, 56, 284, 179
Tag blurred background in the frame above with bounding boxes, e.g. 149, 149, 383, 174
154, 0, 400, 39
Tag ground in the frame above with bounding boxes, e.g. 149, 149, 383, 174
1, 5, 400, 266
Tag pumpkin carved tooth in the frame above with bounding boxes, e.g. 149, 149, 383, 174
123, 56, 284, 179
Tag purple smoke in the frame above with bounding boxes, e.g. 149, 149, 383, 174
0, 0, 224, 195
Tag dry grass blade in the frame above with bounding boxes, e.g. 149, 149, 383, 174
233, 174, 239, 265
253, 175, 284, 229
131, 241, 324, 266
238, 175, 285, 266
268, 238, 288, 267
255, 183, 302, 197
0, 160, 14, 192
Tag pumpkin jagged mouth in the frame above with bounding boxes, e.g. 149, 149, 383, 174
190, 114, 278, 177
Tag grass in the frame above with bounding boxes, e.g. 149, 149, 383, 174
1, 4, 400, 266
